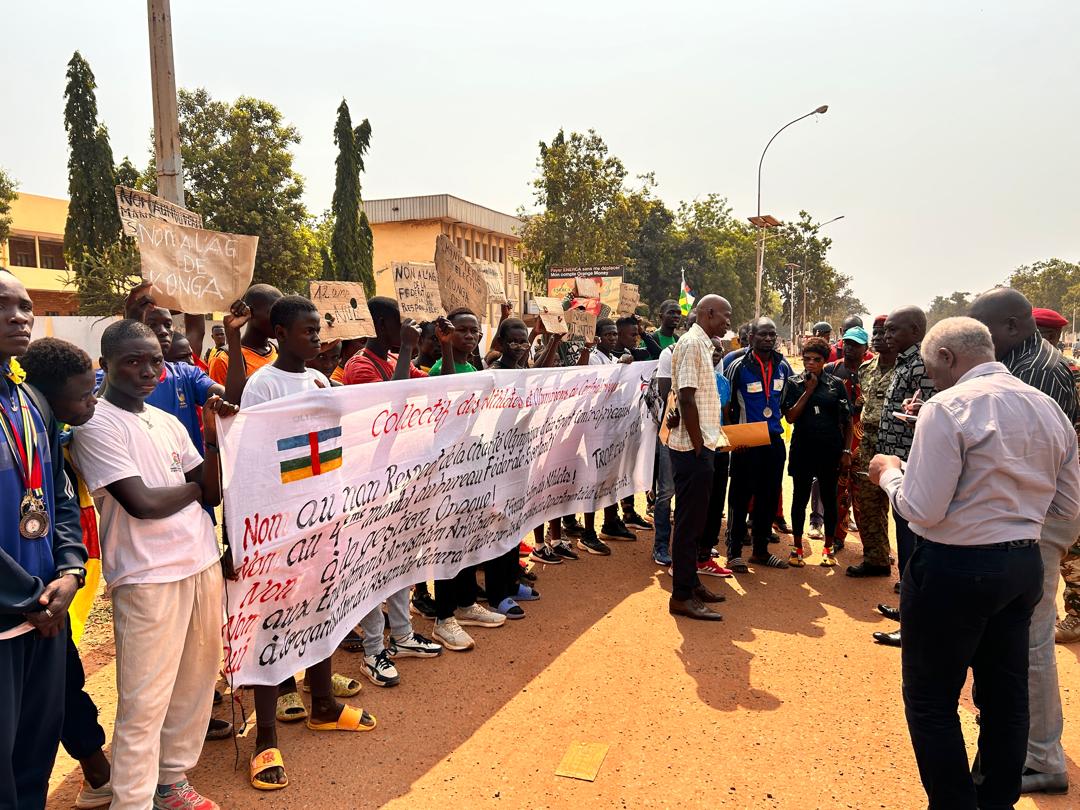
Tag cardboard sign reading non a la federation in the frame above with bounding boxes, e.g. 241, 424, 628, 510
391, 262, 443, 322
564, 307, 597, 341
309, 281, 375, 339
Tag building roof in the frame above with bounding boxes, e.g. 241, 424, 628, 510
363, 194, 522, 237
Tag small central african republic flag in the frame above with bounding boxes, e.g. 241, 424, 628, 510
277, 426, 343, 483
679, 269, 695, 316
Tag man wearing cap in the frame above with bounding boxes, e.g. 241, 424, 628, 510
825, 326, 871, 553
848, 316, 897, 580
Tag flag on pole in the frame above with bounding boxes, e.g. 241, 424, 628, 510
679, 269, 695, 316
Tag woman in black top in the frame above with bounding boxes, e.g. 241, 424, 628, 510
780, 337, 853, 567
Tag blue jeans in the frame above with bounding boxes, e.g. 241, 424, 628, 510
653, 445, 675, 554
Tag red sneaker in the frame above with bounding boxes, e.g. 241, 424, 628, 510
153, 781, 219, 810
518, 541, 534, 557
697, 559, 733, 578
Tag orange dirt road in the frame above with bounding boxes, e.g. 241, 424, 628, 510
48, 521, 1080, 809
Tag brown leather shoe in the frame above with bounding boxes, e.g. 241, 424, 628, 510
693, 585, 726, 604
669, 597, 723, 621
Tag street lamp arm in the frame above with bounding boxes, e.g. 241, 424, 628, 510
756, 107, 827, 217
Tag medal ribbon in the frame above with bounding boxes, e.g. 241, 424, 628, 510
755, 354, 774, 411
0, 384, 43, 492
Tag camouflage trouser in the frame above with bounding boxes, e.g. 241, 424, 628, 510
835, 471, 853, 545
851, 458, 890, 567
1064, 537, 1080, 619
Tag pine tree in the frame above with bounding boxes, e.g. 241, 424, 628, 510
63, 52, 121, 274
330, 100, 374, 293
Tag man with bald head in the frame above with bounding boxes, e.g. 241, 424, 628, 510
725, 316, 796, 571
875, 305, 937, 597
665, 294, 733, 620
870, 316, 1080, 810
970, 286, 1080, 795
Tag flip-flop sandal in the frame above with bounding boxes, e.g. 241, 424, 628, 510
205, 718, 234, 741
250, 747, 289, 791
749, 554, 790, 569
515, 584, 541, 601
275, 691, 308, 723
339, 631, 365, 653
302, 673, 362, 698
787, 551, 805, 568
727, 557, 749, 573
305, 703, 377, 733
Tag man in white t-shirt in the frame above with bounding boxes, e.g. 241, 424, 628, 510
239, 295, 376, 795
71, 319, 236, 810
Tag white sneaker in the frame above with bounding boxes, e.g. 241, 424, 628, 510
455, 602, 507, 628
362, 649, 400, 687
76, 781, 113, 809
389, 631, 443, 658
434, 617, 475, 651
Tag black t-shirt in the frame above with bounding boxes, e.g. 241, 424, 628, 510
780, 371, 851, 459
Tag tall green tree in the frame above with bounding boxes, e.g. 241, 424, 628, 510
63, 52, 121, 274
143, 88, 320, 293
519, 129, 652, 289
1008, 259, 1080, 315
0, 167, 17, 246
329, 100, 374, 291
926, 291, 973, 326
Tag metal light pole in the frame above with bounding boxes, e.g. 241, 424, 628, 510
754, 104, 829, 318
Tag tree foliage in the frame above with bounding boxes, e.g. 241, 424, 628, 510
1008, 259, 1080, 317
142, 88, 320, 293
328, 100, 374, 291
0, 166, 17, 246
63, 52, 122, 274
65, 241, 141, 316
925, 291, 973, 326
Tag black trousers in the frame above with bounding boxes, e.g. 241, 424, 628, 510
901, 540, 1042, 810
0, 629, 66, 810
483, 547, 521, 607
670, 448, 715, 600
895, 512, 919, 577
703, 451, 730, 552
791, 461, 840, 541
60, 629, 106, 761
435, 567, 479, 621
727, 433, 786, 560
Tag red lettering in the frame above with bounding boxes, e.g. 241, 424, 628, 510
242, 512, 285, 551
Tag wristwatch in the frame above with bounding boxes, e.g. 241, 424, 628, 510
57, 567, 87, 589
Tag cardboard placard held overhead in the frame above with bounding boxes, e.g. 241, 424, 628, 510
474, 259, 507, 306
434, 234, 488, 317
574, 276, 600, 299
309, 281, 375, 339
135, 220, 257, 314
115, 186, 203, 237
617, 282, 641, 315
390, 262, 443, 322
564, 307, 597, 341
533, 296, 568, 334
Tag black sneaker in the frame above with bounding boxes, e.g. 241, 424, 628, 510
600, 519, 636, 541
578, 530, 612, 556
561, 516, 584, 537
773, 518, 792, 535
553, 541, 579, 560
530, 545, 563, 565
622, 510, 652, 530
410, 590, 438, 619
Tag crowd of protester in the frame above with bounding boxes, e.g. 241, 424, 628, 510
2, 264, 1079, 809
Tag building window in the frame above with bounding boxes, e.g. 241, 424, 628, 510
38, 240, 65, 270
9, 237, 36, 267
456, 237, 463, 251
498, 247, 505, 263
474, 241, 481, 259
44, 311, 60, 316
463, 240, 470, 257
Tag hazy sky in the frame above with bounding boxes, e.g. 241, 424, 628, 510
3, 1, 1079, 318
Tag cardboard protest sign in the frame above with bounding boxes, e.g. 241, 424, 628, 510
218, 360, 658, 685
390, 262, 443, 322
115, 186, 203, 237
474, 259, 507, 305
564, 307, 597, 341
574, 277, 600, 299
135, 220, 257, 314
434, 234, 487, 317
532, 296, 568, 334
309, 281, 375, 339
617, 282, 641, 315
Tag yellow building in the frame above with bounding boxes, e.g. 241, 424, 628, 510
366, 194, 530, 319
0, 192, 79, 314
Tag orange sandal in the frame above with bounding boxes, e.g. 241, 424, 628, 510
305, 703, 377, 732
250, 747, 288, 791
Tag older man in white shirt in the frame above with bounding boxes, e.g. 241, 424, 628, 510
870, 317, 1080, 810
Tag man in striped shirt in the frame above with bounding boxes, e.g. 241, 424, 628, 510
970, 287, 1080, 796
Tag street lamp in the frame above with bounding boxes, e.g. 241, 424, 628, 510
753, 104, 829, 317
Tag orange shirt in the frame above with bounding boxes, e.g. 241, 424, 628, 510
208, 344, 278, 384
331, 365, 345, 384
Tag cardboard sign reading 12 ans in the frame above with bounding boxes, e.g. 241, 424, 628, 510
309, 281, 376, 339
136, 220, 257, 314
391, 262, 443, 322
434, 234, 488, 317
115, 185, 203, 236
564, 308, 597, 341
533, 296, 568, 334
617, 282, 641, 315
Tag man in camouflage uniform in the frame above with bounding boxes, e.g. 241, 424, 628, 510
846, 315, 897, 577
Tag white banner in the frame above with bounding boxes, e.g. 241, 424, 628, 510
218, 362, 657, 685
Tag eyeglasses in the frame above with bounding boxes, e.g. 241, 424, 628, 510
507, 339, 530, 348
